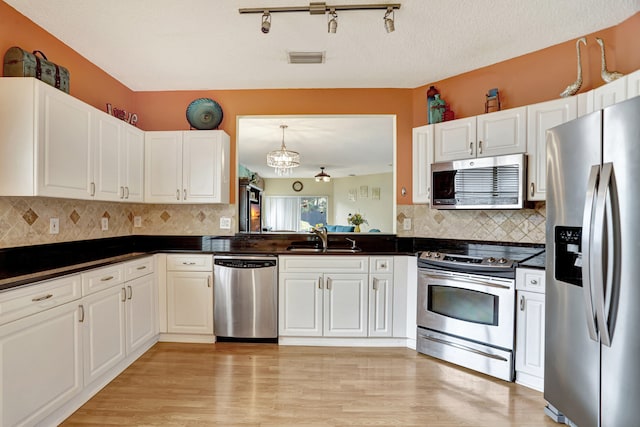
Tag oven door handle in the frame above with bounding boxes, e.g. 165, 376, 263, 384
425, 274, 511, 290
422, 334, 508, 362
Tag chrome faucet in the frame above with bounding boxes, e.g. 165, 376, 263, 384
345, 237, 357, 249
311, 226, 328, 252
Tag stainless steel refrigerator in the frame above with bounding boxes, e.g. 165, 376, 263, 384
545, 94, 640, 427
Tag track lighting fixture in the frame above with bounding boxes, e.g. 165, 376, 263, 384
240, 2, 401, 34
383, 7, 395, 33
328, 9, 338, 33
261, 11, 271, 34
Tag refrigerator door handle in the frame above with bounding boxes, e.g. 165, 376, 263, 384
593, 162, 615, 347
581, 164, 600, 341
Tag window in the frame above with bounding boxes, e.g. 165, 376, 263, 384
263, 196, 328, 232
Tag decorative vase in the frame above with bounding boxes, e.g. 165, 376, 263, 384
354, 225, 361, 232
430, 94, 446, 124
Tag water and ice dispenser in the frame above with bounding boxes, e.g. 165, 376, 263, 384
555, 226, 583, 287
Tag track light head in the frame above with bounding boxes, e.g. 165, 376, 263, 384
384, 7, 395, 33
261, 11, 271, 34
327, 9, 338, 34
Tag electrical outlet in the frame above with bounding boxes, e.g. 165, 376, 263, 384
133, 216, 142, 227
219, 217, 231, 230
101, 217, 109, 231
49, 218, 59, 234
403, 217, 412, 230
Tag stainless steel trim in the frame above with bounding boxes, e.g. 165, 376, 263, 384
32, 293, 53, 302
126, 285, 132, 300
78, 304, 84, 323
581, 164, 599, 341
422, 334, 508, 362
425, 273, 511, 290
100, 276, 115, 282
594, 162, 613, 347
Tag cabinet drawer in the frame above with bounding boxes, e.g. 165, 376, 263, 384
0, 274, 82, 326
167, 254, 213, 271
81, 264, 125, 296
279, 256, 368, 273
369, 257, 394, 274
124, 256, 154, 281
516, 268, 545, 293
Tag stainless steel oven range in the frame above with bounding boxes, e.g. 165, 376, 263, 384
416, 245, 543, 381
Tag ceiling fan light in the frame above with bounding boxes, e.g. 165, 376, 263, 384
315, 166, 331, 182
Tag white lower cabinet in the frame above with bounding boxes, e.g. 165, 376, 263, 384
0, 299, 83, 427
278, 256, 393, 339
166, 255, 213, 335
515, 267, 546, 391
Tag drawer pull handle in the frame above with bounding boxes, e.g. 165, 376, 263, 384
101, 276, 115, 282
32, 293, 53, 302
136, 266, 147, 270
182, 262, 197, 265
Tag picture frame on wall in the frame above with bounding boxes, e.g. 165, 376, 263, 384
359, 185, 369, 198
372, 187, 380, 200
348, 188, 357, 201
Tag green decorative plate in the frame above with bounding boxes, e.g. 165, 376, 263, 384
186, 98, 223, 130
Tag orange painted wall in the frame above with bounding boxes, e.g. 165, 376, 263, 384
411, 12, 640, 126
0, 1, 136, 115
135, 88, 413, 205
2, 0, 639, 207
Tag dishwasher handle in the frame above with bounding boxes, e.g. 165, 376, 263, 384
214, 257, 277, 269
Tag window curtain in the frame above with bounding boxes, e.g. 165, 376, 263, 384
264, 197, 301, 232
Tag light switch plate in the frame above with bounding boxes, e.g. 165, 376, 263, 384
403, 218, 412, 230
101, 217, 109, 231
219, 217, 231, 229
133, 216, 142, 227
49, 218, 59, 234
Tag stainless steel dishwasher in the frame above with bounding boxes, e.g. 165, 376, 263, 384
213, 255, 278, 341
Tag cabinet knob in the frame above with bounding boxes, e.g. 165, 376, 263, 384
530, 279, 538, 285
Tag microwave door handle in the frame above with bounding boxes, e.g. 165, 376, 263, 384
593, 163, 615, 347
581, 164, 600, 342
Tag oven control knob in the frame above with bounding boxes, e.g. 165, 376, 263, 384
424, 251, 431, 258
433, 252, 440, 258
498, 257, 508, 264
487, 257, 496, 263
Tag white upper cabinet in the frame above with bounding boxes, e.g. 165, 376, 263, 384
121, 125, 145, 202
626, 69, 640, 99
0, 77, 143, 201
412, 124, 434, 204
145, 130, 230, 203
590, 76, 628, 111
434, 106, 527, 162
526, 97, 577, 201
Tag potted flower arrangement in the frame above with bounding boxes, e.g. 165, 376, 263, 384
347, 213, 367, 232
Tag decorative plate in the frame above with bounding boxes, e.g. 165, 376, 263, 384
292, 181, 303, 192
186, 98, 223, 130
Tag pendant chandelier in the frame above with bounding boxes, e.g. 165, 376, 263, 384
266, 124, 300, 176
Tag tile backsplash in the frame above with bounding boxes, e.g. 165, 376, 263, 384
0, 197, 546, 249
396, 203, 546, 244
0, 197, 235, 249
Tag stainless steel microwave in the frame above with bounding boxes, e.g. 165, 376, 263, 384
431, 153, 526, 209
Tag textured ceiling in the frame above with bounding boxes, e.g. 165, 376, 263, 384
5, 0, 639, 91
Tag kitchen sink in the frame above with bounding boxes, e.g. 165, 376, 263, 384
285, 246, 362, 253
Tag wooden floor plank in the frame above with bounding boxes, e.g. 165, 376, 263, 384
61, 343, 557, 426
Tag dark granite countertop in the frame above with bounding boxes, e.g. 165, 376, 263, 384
0, 235, 544, 292
518, 251, 546, 269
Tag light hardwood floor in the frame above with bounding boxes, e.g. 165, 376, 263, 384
62, 343, 557, 426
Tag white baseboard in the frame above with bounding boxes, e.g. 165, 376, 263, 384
159, 333, 216, 343
278, 336, 410, 347
516, 370, 544, 392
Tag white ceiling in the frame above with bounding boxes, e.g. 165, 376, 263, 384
5, 0, 639, 91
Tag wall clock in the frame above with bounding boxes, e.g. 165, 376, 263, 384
292, 181, 303, 192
